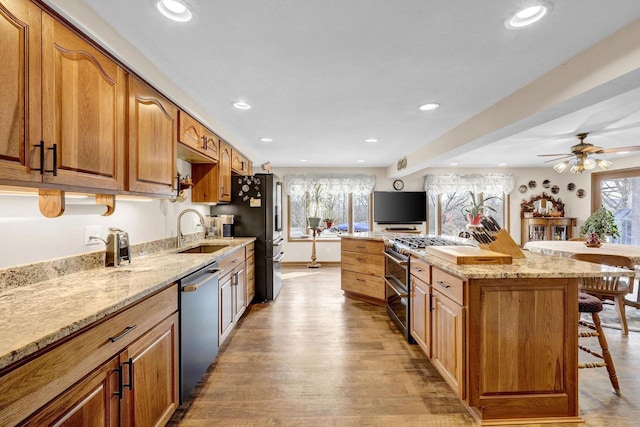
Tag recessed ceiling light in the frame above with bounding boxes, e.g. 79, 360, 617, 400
617, 151, 630, 155
300, 159, 308, 163
260, 137, 273, 142
233, 101, 251, 110
449, 162, 458, 166
356, 160, 365, 163
506, 3, 551, 29
157, 0, 192, 22
498, 163, 507, 166
365, 138, 378, 143
419, 102, 440, 111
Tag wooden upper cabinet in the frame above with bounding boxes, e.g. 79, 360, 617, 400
40, 13, 125, 191
0, 0, 41, 184
177, 110, 217, 163
231, 149, 250, 175
202, 127, 219, 161
218, 140, 232, 201
127, 76, 177, 197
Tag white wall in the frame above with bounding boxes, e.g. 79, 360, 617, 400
0, 160, 208, 268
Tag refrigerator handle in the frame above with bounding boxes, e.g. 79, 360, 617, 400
273, 252, 285, 262
273, 237, 284, 246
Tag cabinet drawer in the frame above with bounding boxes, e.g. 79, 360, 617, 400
245, 255, 255, 273
341, 270, 385, 300
0, 284, 177, 426
341, 251, 384, 276
432, 268, 464, 306
245, 242, 255, 258
219, 248, 245, 273
411, 257, 431, 284
341, 238, 383, 255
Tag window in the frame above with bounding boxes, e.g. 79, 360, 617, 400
592, 168, 640, 245
285, 175, 375, 240
425, 174, 513, 236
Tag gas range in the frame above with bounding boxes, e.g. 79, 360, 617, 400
389, 235, 472, 253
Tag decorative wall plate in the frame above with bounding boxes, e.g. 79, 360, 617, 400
542, 179, 551, 188
577, 189, 586, 198
567, 183, 575, 191
551, 185, 559, 194
519, 185, 527, 194
528, 180, 537, 189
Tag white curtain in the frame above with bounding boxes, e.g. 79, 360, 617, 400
284, 174, 376, 196
424, 173, 515, 194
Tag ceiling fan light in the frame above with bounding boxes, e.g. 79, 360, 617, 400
583, 157, 596, 170
569, 164, 582, 174
596, 159, 613, 170
553, 160, 570, 173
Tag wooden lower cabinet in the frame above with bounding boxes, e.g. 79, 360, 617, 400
340, 237, 385, 305
2, 285, 178, 426
409, 275, 430, 357
431, 289, 464, 398
219, 272, 234, 346
218, 246, 248, 346
233, 266, 246, 323
22, 356, 120, 427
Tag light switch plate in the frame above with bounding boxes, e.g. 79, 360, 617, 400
84, 225, 101, 245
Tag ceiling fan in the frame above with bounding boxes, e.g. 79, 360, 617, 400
538, 133, 640, 174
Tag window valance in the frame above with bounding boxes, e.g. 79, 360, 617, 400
284, 174, 376, 197
424, 173, 515, 194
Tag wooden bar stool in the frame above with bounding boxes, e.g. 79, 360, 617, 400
578, 292, 620, 396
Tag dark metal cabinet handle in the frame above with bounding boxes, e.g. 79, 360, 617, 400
436, 281, 451, 289
356, 257, 367, 262
109, 325, 137, 342
123, 357, 134, 392
202, 135, 207, 150
36, 141, 45, 174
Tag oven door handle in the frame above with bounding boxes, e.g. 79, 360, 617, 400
384, 277, 408, 298
383, 251, 408, 266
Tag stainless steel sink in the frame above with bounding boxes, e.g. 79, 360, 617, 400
178, 245, 230, 254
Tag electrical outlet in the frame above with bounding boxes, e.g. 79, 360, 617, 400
84, 225, 101, 245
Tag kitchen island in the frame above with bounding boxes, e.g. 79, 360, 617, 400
0, 237, 255, 426
341, 233, 634, 425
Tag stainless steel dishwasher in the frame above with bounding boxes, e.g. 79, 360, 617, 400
179, 261, 220, 403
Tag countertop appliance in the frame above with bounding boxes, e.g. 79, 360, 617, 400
179, 261, 220, 403
211, 173, 284, 301
105, 227, 131, 267
384, 235, 470, 342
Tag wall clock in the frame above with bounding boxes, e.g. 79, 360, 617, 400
393, 179, 404, 190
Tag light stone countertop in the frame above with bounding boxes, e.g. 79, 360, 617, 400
0, 237, 255, 370
341, 233, 635, 280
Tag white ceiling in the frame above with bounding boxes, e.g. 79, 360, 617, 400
44, 0, 640, 174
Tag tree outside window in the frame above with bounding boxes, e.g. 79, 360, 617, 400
592, 168, 640, 245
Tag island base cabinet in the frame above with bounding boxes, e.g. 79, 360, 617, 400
465, 278, 580, 424
410, 276, 430, 357
431, 289, 464, 399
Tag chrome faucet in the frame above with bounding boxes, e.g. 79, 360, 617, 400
177, 208, 206, 248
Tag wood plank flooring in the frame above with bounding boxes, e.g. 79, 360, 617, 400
169, 266, 640, 426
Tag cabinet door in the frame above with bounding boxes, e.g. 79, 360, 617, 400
218, 140, 232, 202
127, 75, 177, 196
41, 14, 125, 191
120, 313, 178, 427
0, 0, 41, 183
178, 110, 203, 152
231, 149, 248, 175
219, 273, 234, 345
431, 290, 464, 398
410, 276, 430, 356
22, 356, 120, 427
202, 128, 219, 161
233, 267, 246, 322
246, 254, 255, 303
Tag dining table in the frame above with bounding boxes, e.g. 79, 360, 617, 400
523, 240, 640, 307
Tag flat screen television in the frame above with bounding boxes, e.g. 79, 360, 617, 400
373, 191, 427, 224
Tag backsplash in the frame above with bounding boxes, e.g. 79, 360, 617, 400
0, 232, 204, 291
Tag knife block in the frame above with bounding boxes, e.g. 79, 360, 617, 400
478, 229, 526, 259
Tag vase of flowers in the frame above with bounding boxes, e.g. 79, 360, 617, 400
579, 207, 619, 242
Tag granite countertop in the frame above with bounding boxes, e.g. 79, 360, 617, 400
0, 237, 255, 370
340, 233, 635, 280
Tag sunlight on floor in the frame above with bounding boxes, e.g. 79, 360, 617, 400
282, 270, 323, 279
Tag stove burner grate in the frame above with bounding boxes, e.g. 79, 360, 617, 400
392, 236, 464, 249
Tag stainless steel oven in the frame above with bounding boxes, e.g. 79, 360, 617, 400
384, 247, 412, 343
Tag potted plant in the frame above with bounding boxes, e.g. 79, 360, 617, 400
580, 206, 619, 241
462, 191, 497, 226
304, 184, 325, 229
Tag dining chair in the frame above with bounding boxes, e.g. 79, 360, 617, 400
570, 253, 635, 335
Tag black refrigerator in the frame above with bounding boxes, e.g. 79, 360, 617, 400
210, 173, 284, 302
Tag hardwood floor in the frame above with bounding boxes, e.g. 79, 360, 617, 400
170, 266, 640, 426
